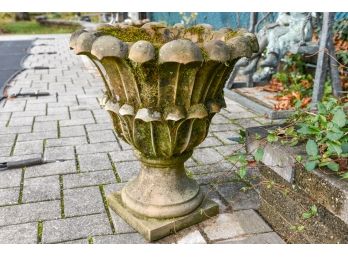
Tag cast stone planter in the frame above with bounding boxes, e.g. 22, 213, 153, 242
69, 22, 258, 241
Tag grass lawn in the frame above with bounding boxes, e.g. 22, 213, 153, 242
0, 21, 81, 34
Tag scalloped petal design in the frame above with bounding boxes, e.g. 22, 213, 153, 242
159, 39, 203, 64
70, 23, 258, 158
135, 108, 162, 122
119, 104, 135, 116
129, 40, 155, 63
74, 32, 98, 54
91, 35, 128, 60
203, 40, 231, 62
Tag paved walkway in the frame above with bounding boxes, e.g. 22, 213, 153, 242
0, 34, 285, 244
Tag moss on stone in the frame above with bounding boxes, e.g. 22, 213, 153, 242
98, 26, 152, 42
97, 26, 170, 45
224, 30, 239, 41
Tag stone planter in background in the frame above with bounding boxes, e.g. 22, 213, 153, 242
70, 22, 258, 241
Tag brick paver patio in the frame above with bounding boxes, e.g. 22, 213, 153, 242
0, 34, 285, 244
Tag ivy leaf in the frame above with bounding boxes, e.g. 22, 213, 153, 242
332, 109, 346, 128
310, 205, 318, 215
305, 160, 318, 171
238, 167, 247, 179
302, 212, 312, 219
267, 133, 278, 143
341, 142, 348, 154
326, 162, 339, 172
327, 141, 343, 155
306, 139, 319, 156
253, 148, 264, 162
295, 155, 302, 162
326, 130, 344, 141
317, 102, 327, 114
341, 172, 348, 179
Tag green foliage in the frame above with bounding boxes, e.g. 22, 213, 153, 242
0, 21, 80, 34
270, 97, 348, 175
253, 148, 264, 162
306, 139, 319, 156
333, 19, 348, 41
266, 132, 278, 143
302, 205, 318, 219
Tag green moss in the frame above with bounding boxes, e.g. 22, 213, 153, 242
37, 221, 43, 244
224, 30, 239, 41
87, 236, 94, 244
97, 26, 169, 45
59, 175, 65, 218
99, 185, 116, 234
98, 26, 151, 42
183, 26, 207, 43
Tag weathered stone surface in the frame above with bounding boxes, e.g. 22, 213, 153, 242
217, 232, 285, 244
59, 118, 95, 127
247, 125, 348, 243
64, 186, 105, 217
9, 116, 33, 127
0, 134, 16, 147
85, 123, 113, 132
192, 148, 224, 165
0, 125, 32, 135
76, 142, 120, 155
23, 175, 60, 203
200, 185, 229, 213
0, 187, 20, 206
211, 114, 230, 124
42, 213, 112, 243
175, 226, 207, 244
88, 130, 116, 144
0, 146, 11, 157
33, 121, 57, 132
17, 130, 58, 142
129, 40, 155, 63
62, 238, 89, 244
197, 137, 223, 148
109, 150, 137, 163
200, 210, 272, 242
0, 169, 22, 189
25, 160, 76, 178
13, 140, 43, 156
214, 144, 245, 157
107, 192, 219, 242
78, 153, 112, 172
114, 161, 140, 182
46, 136, 88, 147
235, 118, 262, 128
189, 161, 234, 176
103, 183, 125, 196
0, 222, 38, 244
93, 233, 147, 244
44, 146, 75, 160
0, 200, 61, 226
60, 125, 85, 138
109, 209, 136, 234
210, 123, 241, 132
213, 131, 240, 145
63, 170, 116, 189
217, 182, 260, 211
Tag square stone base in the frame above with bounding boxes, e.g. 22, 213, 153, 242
107, 191, 219, 242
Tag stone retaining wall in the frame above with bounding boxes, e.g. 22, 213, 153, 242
246, 126, 348, 243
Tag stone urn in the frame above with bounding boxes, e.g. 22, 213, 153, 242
70, 22, 258, 241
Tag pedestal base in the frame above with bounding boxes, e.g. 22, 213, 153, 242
107, 191, 219, 242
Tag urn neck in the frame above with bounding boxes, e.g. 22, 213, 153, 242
135, 150, 193, 168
